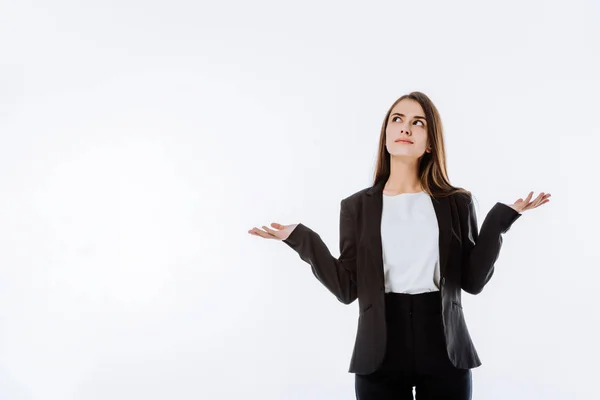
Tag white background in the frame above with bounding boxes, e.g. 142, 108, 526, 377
1, 0, 598, 399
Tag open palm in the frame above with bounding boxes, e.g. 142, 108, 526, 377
248, 222, 298, 241
509, 191, 551, 213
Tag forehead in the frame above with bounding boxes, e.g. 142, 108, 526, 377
390, 99, 424, 116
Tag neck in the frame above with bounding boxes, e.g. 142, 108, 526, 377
385, 156, 422, 193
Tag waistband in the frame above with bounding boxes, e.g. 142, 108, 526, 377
384, 290, 441, 312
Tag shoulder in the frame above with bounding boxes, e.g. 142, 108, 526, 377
335, 186, 373, 215
441, 189, 475, 215
447, 189, 478, 220
451, 189, 473, 204
341, 185, 372, 205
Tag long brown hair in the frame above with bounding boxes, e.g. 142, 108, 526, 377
372, 91, 471, 199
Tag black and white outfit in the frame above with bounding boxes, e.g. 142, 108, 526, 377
283, 180, 522, 399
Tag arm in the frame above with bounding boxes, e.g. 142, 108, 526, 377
282, 198, 358, 304
461, 194, 522, 295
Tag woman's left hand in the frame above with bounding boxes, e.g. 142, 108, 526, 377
508, 191, 551, 213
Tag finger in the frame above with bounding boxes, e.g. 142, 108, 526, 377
524, 193, 551, 210
259, 230, 277, 239
248, 227, 263, 237
523, 192, 543, 209
271, 222, 286, 229
249, 227, 276, 239
528, 200, 548, 210
534, 195, 552, 208
263, 225, 275, 233
262, 225, 280, 237
527, 194, 542, 208
532, 192, 547, 207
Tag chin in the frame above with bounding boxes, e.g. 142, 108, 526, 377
389, 152, 420, 159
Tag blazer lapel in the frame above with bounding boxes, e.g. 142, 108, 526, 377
364, 181, 453, 287
432, 194, 452, 280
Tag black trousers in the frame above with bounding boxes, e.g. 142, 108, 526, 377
355, 291, 472, 400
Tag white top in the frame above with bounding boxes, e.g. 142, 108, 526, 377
381, 191, 440, 294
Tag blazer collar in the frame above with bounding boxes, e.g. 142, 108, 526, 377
363, 180, 453, 284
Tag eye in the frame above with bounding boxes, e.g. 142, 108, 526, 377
391, 116, 426, 127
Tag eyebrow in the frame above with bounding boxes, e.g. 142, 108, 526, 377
391, 113, 426, 121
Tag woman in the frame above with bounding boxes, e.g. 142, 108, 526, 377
248, 92, 550, 399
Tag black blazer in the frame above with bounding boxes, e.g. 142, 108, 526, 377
282, 179, 522, 375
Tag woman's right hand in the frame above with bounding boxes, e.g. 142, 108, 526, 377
248, 222, 298, 241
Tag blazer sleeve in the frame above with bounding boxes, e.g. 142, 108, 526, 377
460, 194, 522, 295
281, 198, 358, 305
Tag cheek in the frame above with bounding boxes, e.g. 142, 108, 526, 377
416, 131, 429, 144
385, 126, 397, 140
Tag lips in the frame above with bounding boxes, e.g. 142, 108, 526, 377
395, 139, 413, 143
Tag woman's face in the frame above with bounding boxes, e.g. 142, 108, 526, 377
385, 99, 430, 159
